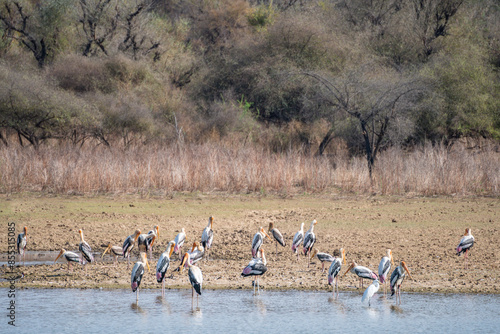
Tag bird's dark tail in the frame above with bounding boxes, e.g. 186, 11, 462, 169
193, 283, 202, 295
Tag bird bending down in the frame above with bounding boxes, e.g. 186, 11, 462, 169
327, 248, 346, 299
79, 229, 94, 274
186, 242, 205, 265
201, 216, 214, 259
131, 252, 148, 304
156, 241, 175, 297
102, 243, 123, 267
291, 223, 305, 261
390, 261, 412, 305
362, 279, 380, 306
138, 232, 156, 264
378, 249, 394, 296
174, 228, 187, 256
456, 228, 474, 269
303, 220, 318, 267
17, 226, 28, 266
54, 248, 80, 271
251, 227, 271, 258
123, 229, 141, 268
268, 222, 286, 259
342, 261, 378, 288
242, 248, 268, 295
180, 252, 203, 307
311, 248, 335, 273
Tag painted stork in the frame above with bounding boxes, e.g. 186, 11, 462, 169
327, 248, 346, 299
201, 216, 214, 259
78, 229, 94, 274
268, 222, 286, 259
102, 243, 123, 266
311, 248, 335, 273
252, 227, 271, 258
303, 220, 318, 267
138, 231, 156, 261
180, 252, 203, 307
174, 228, 186, 255
390, 261, 412, 305
156, 240, 175, 297
17, 226, 27, 266
123, 229, 141, 268
342, 261, 378, 288
456, 228, 475, 269
147, 225, 160, 258
242, 248, 268, 295
378, 249, 394, 296
131, 252, 148, 304
54, 248, 80, 271
362, 279, 380, 307
291, 222, 305, 261
186, 242, 205, 265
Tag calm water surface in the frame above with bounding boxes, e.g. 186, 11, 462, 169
2, 288, 499, 333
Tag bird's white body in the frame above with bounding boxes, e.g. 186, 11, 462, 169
362, 280, 380, 306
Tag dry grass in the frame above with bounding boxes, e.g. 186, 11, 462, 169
0, 142, 498, 196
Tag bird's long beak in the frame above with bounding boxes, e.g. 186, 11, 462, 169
55, 250, 64, 263
210, 217, 214, 229
342, 263, 354, 278
24, 226, 28, 236
169, 242, 175, 258
79, 229, 84, 241
390, 250, 395, 266
261, 228, 271, 240
134, 232, 140, 242
179, 253, 188, 273
313, 220, 318, 226
341, 248, 346, 265
156, 226, 160, 239
191, 242, 197, 252
402, 261, 412, 280
102, 244, 112, 258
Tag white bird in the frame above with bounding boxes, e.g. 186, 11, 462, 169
303, 220, 318, 267
174, 228, 186, 255
17, 226, 27, 266
378, 249, 394, 296
201, 216, 214, 259
456, 228, 474, 269
101, 243, 123, 266
131, 252, 148, 304
390, 261, 413, 305
362, 279, 380, 306
342, 261, 378, 288
291, 222, 305, 261
156, 241, 175, 297
268, 222, 286, 258
311, 248, 335, 273
186, 242, 205, 265
78, 229, 94, 274
180, 252, 203, 307
54, 248, 80, 271
242, 248, 268, 295
327, 248, 346, 299
123, 229, 141, 268
251, 227, 271, 258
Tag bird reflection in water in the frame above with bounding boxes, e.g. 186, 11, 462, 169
253, 297, 267, 315
131, 302, 146, 315
328, 295, 348, 314
155, 295, 172, 314
190, 306, 202, 318
390, 305, 403, 314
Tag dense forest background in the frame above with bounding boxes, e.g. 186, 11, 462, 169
0, 0, 499, 195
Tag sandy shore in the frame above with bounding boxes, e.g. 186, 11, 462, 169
1, 195, 499, 294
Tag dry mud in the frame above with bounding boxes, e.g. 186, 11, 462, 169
1, 195, 499, 294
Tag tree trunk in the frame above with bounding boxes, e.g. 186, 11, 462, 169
317, 127, 335, 156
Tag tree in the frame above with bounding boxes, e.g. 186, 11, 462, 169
302, 65, 424, 179
0, 0, 69, 67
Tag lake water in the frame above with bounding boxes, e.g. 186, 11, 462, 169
2, 288, 499, 333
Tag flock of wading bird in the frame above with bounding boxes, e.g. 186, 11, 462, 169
15, 218, 475, 307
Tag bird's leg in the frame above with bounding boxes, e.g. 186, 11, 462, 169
136, 288, 139, 304
275, 242, 278, 260
321, 262, 325, 273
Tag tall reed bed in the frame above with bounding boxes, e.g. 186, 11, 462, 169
0, 142, 498, 196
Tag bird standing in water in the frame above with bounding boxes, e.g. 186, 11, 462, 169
327, 248, 346, 299
131, 252, 148, 304
180, 252, 203, 307
242, 248, 268, 295
156, 241, 175, 297
362, 279, 380, 307
390, 261, 412, 305
378, 249, 394, 296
